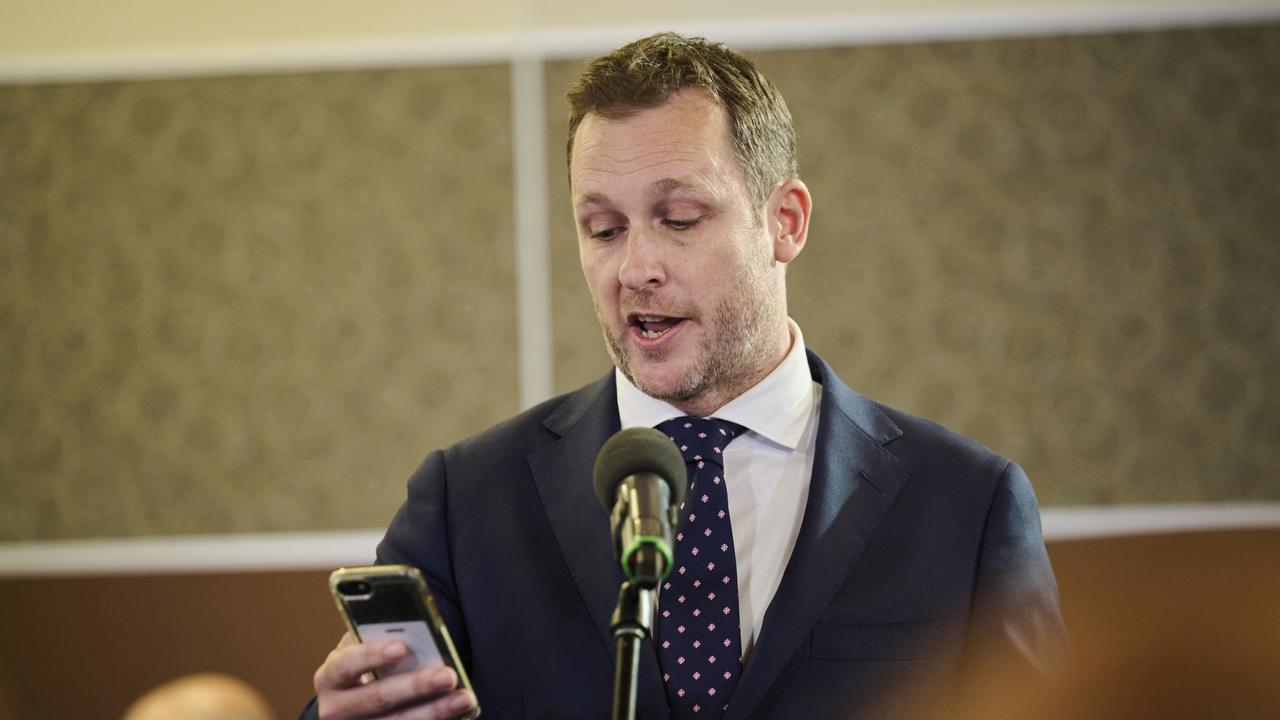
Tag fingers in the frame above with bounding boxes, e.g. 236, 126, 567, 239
383, 687, 477, 720
313, 632, 479, 719
336, 632, 364, 683
319, 665, 472, 720
316, 638, 410, 691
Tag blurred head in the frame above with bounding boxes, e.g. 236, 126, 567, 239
568, 34, 812, 414
121, 673, 276, 720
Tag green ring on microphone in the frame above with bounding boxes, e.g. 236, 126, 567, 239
621, 535, 675, 583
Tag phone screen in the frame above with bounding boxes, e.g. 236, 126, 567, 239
357, 621, 445, 675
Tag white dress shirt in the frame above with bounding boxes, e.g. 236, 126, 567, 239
616, 319, 822, 659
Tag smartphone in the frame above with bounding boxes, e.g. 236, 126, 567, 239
329, 564, 479, 719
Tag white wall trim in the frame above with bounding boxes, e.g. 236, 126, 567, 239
511, 54, 555, 410
1, 503, 1276, 578
0, 530, 385, 578
2, 2, 1278, 84
1039, 502, 1280, 541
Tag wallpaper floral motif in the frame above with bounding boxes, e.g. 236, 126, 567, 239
1, 25, 1277, 541
0, 66, 517, 540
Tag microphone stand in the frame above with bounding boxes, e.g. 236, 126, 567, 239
611, 579, 655, 720
593, 435, 685, 720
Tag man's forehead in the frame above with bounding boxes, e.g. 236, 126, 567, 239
573, 178, 713, 209
570, 98, 738, 204
572, 91, 730, 156
579, 87, 724, 129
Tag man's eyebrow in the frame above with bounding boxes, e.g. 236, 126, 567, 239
573, 191, 611, 210
653, 178, 705, 197
573, 179, 710, 210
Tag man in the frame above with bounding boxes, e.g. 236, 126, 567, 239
306, 32, 1066, 720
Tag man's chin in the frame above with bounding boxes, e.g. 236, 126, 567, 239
608, 330, 704, 401
625, 362, 701, 404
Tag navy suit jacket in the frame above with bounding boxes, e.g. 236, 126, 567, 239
304, 351, 1066, 719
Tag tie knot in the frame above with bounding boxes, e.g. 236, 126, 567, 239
655, 416, 745, 468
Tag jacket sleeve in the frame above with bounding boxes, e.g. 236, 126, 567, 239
374, 448, 472, 669
963, 460, 1069, 681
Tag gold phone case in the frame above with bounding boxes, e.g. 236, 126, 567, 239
329, 564, 479, 719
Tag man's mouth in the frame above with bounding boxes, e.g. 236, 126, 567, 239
629, 313, 687, 340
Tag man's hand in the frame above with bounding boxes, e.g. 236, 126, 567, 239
313, 633, 478, 720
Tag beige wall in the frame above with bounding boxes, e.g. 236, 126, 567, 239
1, 23, 1278, 542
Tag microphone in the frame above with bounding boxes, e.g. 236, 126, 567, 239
593, 427, 688, 588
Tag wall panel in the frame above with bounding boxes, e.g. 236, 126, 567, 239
0, 65, 517, 541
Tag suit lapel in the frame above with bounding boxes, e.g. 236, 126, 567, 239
725, 353, 911, 720
526, 373, 670, 720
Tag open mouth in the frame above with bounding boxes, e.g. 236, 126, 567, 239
629, 314, 687, 341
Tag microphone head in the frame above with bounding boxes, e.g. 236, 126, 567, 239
592, 426, 688, 511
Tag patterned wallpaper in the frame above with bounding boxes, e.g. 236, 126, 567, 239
547, 25, 1280, 506
1, 24, 1277, 541
0, 67, 517, 540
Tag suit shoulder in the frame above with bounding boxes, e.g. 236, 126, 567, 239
810, 349, 1010, 476
868, 399, 1014, 481
440, 394, 563, 459
438, 372, 613, 462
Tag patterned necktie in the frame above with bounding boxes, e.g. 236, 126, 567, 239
655, 416, 746, 719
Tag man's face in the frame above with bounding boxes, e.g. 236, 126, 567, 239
570, 90, 791, 413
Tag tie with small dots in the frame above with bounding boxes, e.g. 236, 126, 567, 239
655, 416, 746, 720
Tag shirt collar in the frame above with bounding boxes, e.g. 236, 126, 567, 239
615, 319, 816, 451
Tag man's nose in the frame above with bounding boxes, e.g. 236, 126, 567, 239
617, 230, 665, 290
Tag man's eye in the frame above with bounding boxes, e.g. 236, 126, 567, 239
664, 218, 700, 230
591, 227, 623, 241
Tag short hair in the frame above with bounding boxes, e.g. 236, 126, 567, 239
566, 32, 799, 209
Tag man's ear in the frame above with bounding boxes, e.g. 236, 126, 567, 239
768, 179, 811, 265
